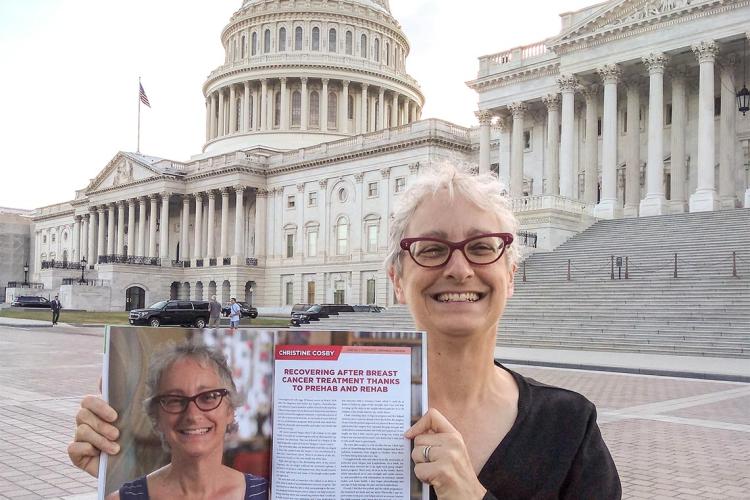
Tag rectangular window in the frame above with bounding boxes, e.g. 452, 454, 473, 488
285, 282, 294, 306
523, 130, 531, 150
366, 278, 376, 305
307, 230, 317, 257
286, 234, 294, 258
308, 191, 317, 207
367, 225, 378, 253
394, 177, 405, 193
287, 195, 295, 209
665, 104, 673, 126
334, 280, 345, 304
714, 96, 721, 117
597, 118, 602, 137
307, 281, 316, 304
368, 182, 379, 197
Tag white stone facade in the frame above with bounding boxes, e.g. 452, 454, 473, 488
469, 0, 750, 218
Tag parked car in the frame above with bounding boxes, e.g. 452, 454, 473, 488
221, 301, 258, 318
128, 300, 210, 328
11, 296, 51, 308
352, 305, 385, 312
290, 304, 355, 326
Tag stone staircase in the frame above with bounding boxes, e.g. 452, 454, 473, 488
312, 208, 750, 358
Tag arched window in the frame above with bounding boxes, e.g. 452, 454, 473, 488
309, 91, 320, 127
235, 97, 242, 132
328, 92, 338, 129
274, 91, 281, 128
294, 27, 303, 50
348, 95, 354, 120
336, 217, 349, 255
251, 32, 257, 55
263, 29, 271, 53
360, 34, 368, 58
345, 31, 353, 55
386, 42, 390, 65
291, 91, 301, 127
311, 27, 320, 51
241, 35, 246, 58
278, 27, 287, 51
328, 28, 337, 52
374, 38, 380, 62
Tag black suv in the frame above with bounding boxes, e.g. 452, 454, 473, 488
11, 296, 51, 308
221, 301, 258, 318
290, 304, 355, 326
128, 300, 210, 328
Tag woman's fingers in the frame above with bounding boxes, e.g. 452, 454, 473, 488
405, 408, 458, 439
80, 395, 118, 423
66, 441, 101, 478
74, 420, 120, 455
75, 405, 120, 443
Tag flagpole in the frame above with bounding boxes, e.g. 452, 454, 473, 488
137, 76, 142, 153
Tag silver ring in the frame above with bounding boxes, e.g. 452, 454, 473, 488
422, 445, 432, 463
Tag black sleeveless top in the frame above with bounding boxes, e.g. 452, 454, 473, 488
118, 473, 268, 499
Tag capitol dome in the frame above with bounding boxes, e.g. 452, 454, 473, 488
202, 0, 424, 154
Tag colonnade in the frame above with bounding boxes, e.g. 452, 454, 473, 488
205, 77, 422, 142
478, 36, 748, 217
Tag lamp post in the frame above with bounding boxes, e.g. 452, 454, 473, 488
23, 262, 29, 286
738, 37, 749, 115
79, 257, 87, 284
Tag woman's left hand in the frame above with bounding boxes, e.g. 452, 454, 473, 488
405, 408, 487, 500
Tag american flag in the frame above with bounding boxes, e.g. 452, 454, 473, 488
139, 83, 151, 108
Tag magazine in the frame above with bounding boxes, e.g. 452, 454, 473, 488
98, 326, 428, 500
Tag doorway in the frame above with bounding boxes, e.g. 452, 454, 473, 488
125, 286, 145, 311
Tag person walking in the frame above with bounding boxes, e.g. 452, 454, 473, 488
208, 295, 221, 328
229, 297, 241, 330
51, 295, 62, 325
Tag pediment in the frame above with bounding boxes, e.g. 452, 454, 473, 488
550, 0, 718, 49
87, 152, 162, 193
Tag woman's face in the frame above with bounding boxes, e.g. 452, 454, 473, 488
390, 191, 516, 341
155, 357, 234, 459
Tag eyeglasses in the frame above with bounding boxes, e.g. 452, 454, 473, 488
400, 233, 514, 268
153, 388, 229, 414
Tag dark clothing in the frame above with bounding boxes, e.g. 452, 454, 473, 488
209, 300, 222, 318
50, 300, 61, 325
431, 364, 621, 500
119, 473, 268, 499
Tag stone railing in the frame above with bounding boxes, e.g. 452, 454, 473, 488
6, 282, 44, 289
478, 40, 554, 77
61, 278, 111, 287
42, 260, 84, 270
97, 255, 161, 266
512, 195, 589, 214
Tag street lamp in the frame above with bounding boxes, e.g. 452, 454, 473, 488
738, 37, 749, 115
79, 257, 87, 284
23, 262, 29, 286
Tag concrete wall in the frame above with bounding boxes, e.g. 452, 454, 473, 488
0, 213, 31, 301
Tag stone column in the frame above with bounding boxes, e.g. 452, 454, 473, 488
234, 186, 246, 259
253, 85, 260, 131
148, 194, 158, 258
391, 93, 399, 129
476, 110, 492, 175
360, 83, 369, 133
280, 77, 289, 130
255, 189, 267, 260
127, 199, 136, 256
640, 53, 669, 216
137, 197, 147, 256
266, 188, 275, 259
719, 55, 738, 208
193, 193, 203, 260
509, 101, 527, 197
205, 99, 211, 142
116, 201, 126, 254
210, 93, 217, 140
73, 216, 81, 261
557, 75, 578, 198
301, 78, 309, 131
624, 79, 642, 217
321, 79, 329, 132
581, 86, 599, 204
81, 215, 89, 261
377, 87, 385, 131
217, 89, 225, 137
541, 94, 561, 195
260, 79, 268, 131
206, 190, 216, 260
690, 40, 720, 212
87, 209, 97, 264
106, 203, 115, 255
341, 81, 350, 133
670, 67, 688, 213
181, 196, 190, 261
97, 206, 106, 259
220, 188, 230, 259
160, 192, 170, 260
244, 82, 251, 133
595, 64, 622, 219
228, 85, 237, 134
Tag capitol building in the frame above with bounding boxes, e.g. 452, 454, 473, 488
14, 0, 750, 312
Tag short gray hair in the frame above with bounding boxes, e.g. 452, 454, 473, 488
385, 161, 519, 275
143, 342, 241, 448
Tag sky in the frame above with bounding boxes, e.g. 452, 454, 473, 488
0, 0, 596, 210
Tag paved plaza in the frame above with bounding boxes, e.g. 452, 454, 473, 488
0, 323, 748, 499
